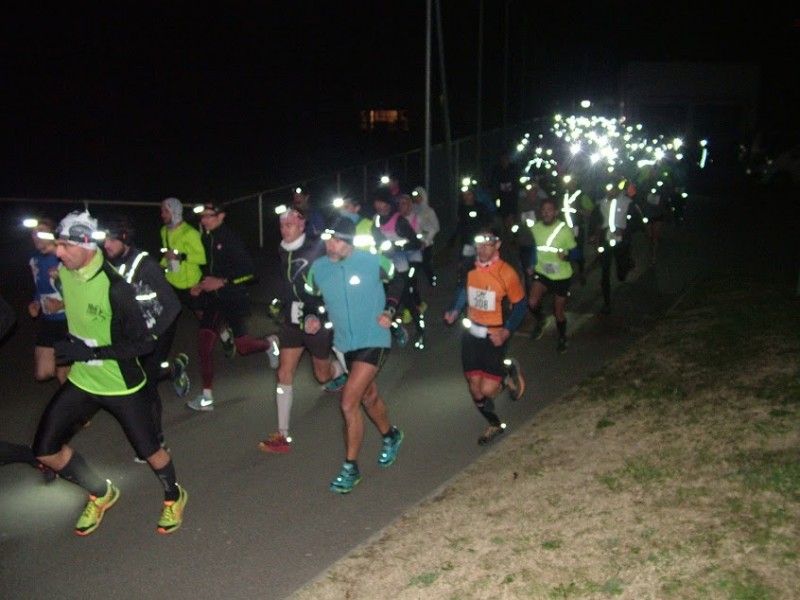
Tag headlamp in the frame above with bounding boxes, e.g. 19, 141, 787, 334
473, 234, 500, 245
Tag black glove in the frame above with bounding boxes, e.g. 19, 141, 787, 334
54, 334, 98, 364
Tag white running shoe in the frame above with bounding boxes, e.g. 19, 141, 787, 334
186, 394, 214, 412
266, 334, 280, 369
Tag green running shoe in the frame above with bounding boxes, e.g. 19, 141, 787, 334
172, 353, 190, 397
157, 484, 188, 534
378, 426, 404, 467
329, 462, 362, 494
75, 480, 120, 536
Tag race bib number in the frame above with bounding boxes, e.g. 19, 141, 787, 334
290, 301, 304, 325
468, 286, 496, 312
542, 261, 559, 275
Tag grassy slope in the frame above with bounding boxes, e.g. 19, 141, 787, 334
291, 273, 800, 600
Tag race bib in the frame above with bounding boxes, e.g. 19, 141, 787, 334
542, 261, 559, 275
468, 286, 496, 312
290, 301, 304, 325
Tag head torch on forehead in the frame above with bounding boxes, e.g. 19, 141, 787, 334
51, 222, 106, 244
474, 233, 500, 245
321, 229, 354, 242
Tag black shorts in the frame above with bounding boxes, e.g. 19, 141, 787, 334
36, 319, 69, 347
461, 330, 507, 382
532, 273, 572, 298
279, 322, 334, 360
342, 347, 389, 371
32, 381, 160, 460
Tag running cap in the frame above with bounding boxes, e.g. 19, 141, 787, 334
321, 216, 356, 243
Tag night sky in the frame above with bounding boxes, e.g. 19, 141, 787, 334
1, 2, 797, 202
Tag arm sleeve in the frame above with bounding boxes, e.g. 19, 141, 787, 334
449, 285, 467, 315
567, 246, 582, 262
503, 299, 527, 333
528, 243, 538, 269
227, 233, 257, 285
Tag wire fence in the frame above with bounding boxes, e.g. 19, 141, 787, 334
0, 120, 538, 296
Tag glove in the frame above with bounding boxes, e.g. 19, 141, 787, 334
54, 334, 98, 364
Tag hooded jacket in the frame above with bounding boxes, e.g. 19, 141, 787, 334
412, 186, 440, 246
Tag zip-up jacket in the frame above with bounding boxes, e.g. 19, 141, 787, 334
59, 250, 153, 395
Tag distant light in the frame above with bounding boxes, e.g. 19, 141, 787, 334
580, 100, 591, 109
380, 175, 390, 185
332, 197, 344, 208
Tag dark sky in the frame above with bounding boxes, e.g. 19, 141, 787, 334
1, 2, 797, 201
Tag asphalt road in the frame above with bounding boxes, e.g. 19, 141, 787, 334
0, 189, 791, 599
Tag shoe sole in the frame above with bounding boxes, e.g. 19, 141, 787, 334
378, 430, 404, 468
174, 375, 190, 398
509, 373, 526, 400
157, 487, 188, 535
323, 376, 347, 393
258, 441, 291, 454
75, 486, 121, 536
330, 475, 362, 494
478, 428, 505, 446
186, 401, 214, 412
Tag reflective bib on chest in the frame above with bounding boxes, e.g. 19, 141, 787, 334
468, 286, 497, 312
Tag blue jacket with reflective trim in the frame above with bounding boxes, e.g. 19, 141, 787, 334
308, 250, 394, 353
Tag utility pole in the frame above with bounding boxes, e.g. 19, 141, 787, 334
476, 0, 484, 176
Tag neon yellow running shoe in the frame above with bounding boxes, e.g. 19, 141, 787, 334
75, 480, 120, 536
157, 484, 188, 534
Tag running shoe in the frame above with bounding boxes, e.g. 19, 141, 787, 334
75, 480, 120, 536
186, 394, 214, 412
378, 427, 404, 467
531, 319, 544, 341
330, 462, 362, 494
478, 423, 506, 446
221, 326, 236, 358
172, 353, 190, 397
557, 336, 568, 354
323, 373, 348, 393
392, 322, 408, 348
504, 358, 525, 401
401, 308, 412, 324
265, 334, 280, 369
157, 484, 188, 535
258, 432, 292, 454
